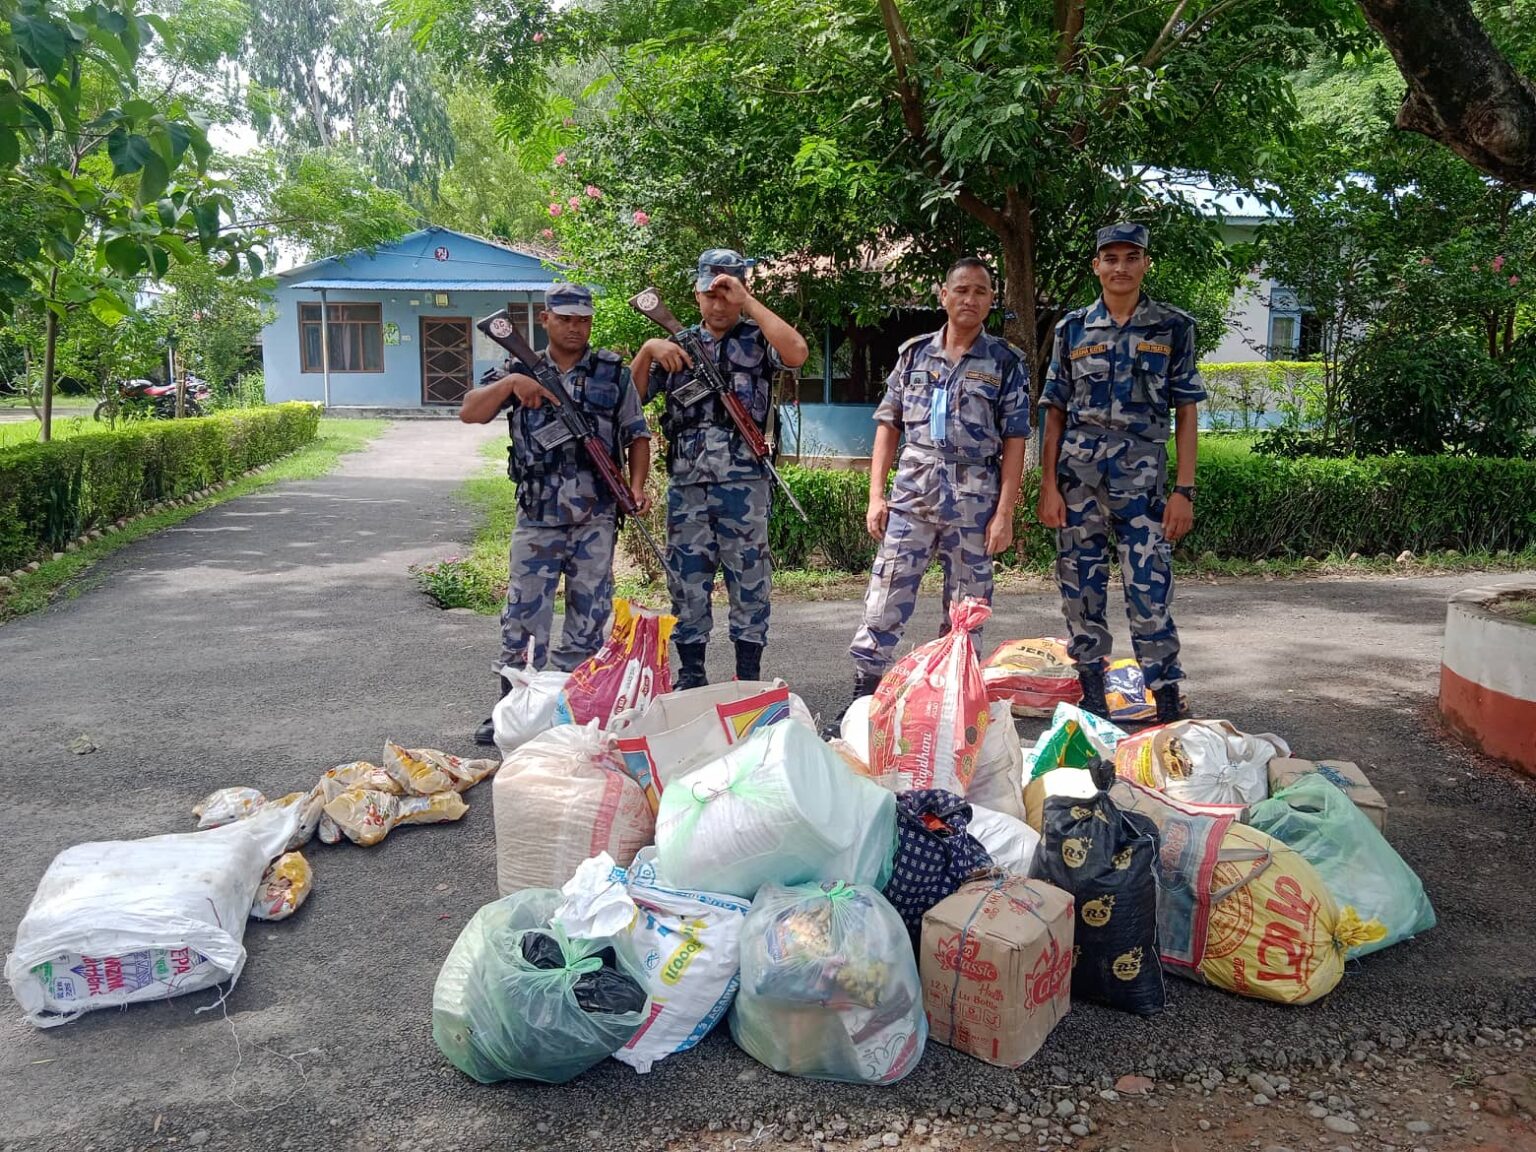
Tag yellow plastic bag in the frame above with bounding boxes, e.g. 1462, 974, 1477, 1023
251, 852, 314, 921
324, 788, 469, 847
1199, 824, 1384, 1005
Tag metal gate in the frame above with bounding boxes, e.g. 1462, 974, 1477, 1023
421, 317, 473, 405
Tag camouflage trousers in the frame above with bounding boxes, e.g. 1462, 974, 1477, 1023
666, 478, 772, 647
1055, 434, 1183, 689
499, 513, 617, 672
849, 506, 993, 677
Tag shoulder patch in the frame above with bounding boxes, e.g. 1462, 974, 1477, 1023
897, 332, 933, 354
594, 348, 624, 363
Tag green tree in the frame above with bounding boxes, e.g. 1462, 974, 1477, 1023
424, 79, 550, 242
158, 253, 272, 390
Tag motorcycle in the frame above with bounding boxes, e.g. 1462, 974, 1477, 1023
94, 376, 211, 422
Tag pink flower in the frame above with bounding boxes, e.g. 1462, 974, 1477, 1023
553, 151, 567, 167
563, 117, 575, 127
1492, 255, 1506, 271
567, 195, 581, 209
540, 228, 554, 240
1512, 275, 1521, 286
548, 202, 562, 217
1471, 263, 1480, 271
585, 185, 602, 199
532, 31, 544, 42
632, 210, 650, 226
1418, 256, 1433, 265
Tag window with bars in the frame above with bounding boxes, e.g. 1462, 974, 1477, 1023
299, 302, 385, 372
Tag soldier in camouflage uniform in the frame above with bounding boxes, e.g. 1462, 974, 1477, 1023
1037, 223, 1204, 724
834, 257, 1031, 716
460, 283, 652, 744
631, 249, 809, 689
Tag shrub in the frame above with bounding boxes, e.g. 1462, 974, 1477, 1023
0, 403, 321, 570
210, 371, 268, 412
1200, 361, 1325, 431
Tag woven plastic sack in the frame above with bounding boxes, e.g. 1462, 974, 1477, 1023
555, 600, 676, 728
1245, 776, 1433, 958
730, 882, 926, 1084
432, 889, 649, 1084
882, 790, 995, 938
869, 598, 991, 795
982, 638, 1080, 717
1023, 703, 1127, 779
1033, 785, 1165, 1016
1196, 823, 1384, 1004
655, 720, 896, 900
1104, 659, 1156, 723
493, 723, 654, 894
493, 666, 571, 756
1115, 719, 1287, 806
6, 804, 299, 1027
613, 681, 813, 813
968, 805, 1040, 875
968, 701, 1024, 819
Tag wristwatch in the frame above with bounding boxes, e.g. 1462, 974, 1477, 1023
1172, 484, 1197, 503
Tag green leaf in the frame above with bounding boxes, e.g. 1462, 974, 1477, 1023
88, 23, 135, 73
193, 199, 221, 248
139, 152, 170, 202
246, 250, 263, 277
19, 95, 55, 136
147, 244, 170, 279
0, 128, 18, 169
107, 130, 153, 176
89, 291, 132, 325
103, 235, 145, 277
12, 10, 71, 78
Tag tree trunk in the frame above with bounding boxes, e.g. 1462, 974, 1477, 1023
1358, 0, 1536, 189
999, 189, 1040, 398
41, 269, 59, 443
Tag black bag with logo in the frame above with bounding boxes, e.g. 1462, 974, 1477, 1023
1032, 760, 1165, 1016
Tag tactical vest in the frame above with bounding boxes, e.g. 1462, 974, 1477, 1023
506, 349, 625, 486
660, 321, 772, 448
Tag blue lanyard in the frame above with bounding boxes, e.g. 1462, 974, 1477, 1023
928, 357, 969, 445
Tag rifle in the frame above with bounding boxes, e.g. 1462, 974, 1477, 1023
475, 308, 671, 578
627, 287, 809, 523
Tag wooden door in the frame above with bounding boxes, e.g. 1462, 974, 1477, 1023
421, 317, 473, 405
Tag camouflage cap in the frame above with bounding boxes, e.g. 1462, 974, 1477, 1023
1096, 222, 1149, 251
544, 282, 595, 316
695, 248, 753, 292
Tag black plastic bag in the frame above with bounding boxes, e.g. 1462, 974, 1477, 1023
519, 931, 647, 1016
1032, 763, 1165, 1016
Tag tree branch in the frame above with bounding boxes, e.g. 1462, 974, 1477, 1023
1359, 0, 1536, 189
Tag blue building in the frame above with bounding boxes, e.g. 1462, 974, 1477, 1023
262, 227, 561, 410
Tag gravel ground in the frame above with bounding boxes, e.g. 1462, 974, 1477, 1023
1, 420, 1533, 1152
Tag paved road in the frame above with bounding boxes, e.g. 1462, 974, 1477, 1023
0, 406, 91, 424
1, 420, 1532, 1152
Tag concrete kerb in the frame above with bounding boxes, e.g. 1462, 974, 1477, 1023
1439, 576, 1536, 775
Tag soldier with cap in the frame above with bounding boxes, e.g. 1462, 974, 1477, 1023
460, 282, 652, 744
630, 248, 809, 688
1036, 223, 1204, 724
830, 256, 1031, 721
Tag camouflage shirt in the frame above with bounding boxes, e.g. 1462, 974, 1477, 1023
874, 326, 1031, 520
649, 319, 782, 487
502, 347, 649, 526
1039, 293, 1206, 445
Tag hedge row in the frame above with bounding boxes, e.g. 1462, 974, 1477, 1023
764, 455, 1536, 572
0, 403, 322, 571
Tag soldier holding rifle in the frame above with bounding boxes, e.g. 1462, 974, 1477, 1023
630, 249, 810, 689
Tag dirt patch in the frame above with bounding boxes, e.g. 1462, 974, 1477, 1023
1490, 593, 1536, 626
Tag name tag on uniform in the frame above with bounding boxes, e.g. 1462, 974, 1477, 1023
1136, 341, 1172, 355
1069, 343, 1109, 360
964, 369, 1000, 385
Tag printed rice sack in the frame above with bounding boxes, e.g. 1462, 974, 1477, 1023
981, 638, 1080, 717
493, 723, 654, 894
1115, 719, 1287, 806
869, 598, 991, 795
1104, 659, 1156, 724
612, 681, 813, 813
555, 600, 676, 728
1245, 775, 1433, 958
1033, 786, 1165, 1016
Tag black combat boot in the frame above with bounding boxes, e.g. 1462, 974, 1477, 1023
820, 669, 883, 740
734, 640, 764, 682
674, 642, 709, 691
1077, 664, 1109, 720
474, 673, 513, 746
1154, 683, 1185, 724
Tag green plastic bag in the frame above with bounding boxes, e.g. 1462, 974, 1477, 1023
655, 720, 897, 899
432, 889, 649, 1084
1245, 776, 1435, 959
1023, 703, 1128, 780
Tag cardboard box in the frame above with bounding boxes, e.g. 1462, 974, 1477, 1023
1268, 757, 1387, 832
920, 876, 1074, 1068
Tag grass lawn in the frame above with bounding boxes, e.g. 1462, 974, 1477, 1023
0, 414, 105, 448
0, 418, 389, 623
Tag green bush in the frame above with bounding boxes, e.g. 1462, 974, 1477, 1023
0, 403, 321, 571
1199, 360, 1325, 431
766, 453, 1536, 572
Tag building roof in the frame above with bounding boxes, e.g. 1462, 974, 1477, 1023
276, 226, 566, 289
295, 278, 557, 292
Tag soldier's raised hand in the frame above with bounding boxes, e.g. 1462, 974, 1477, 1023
505, 373, 559, 409
708, 273, 751, 308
